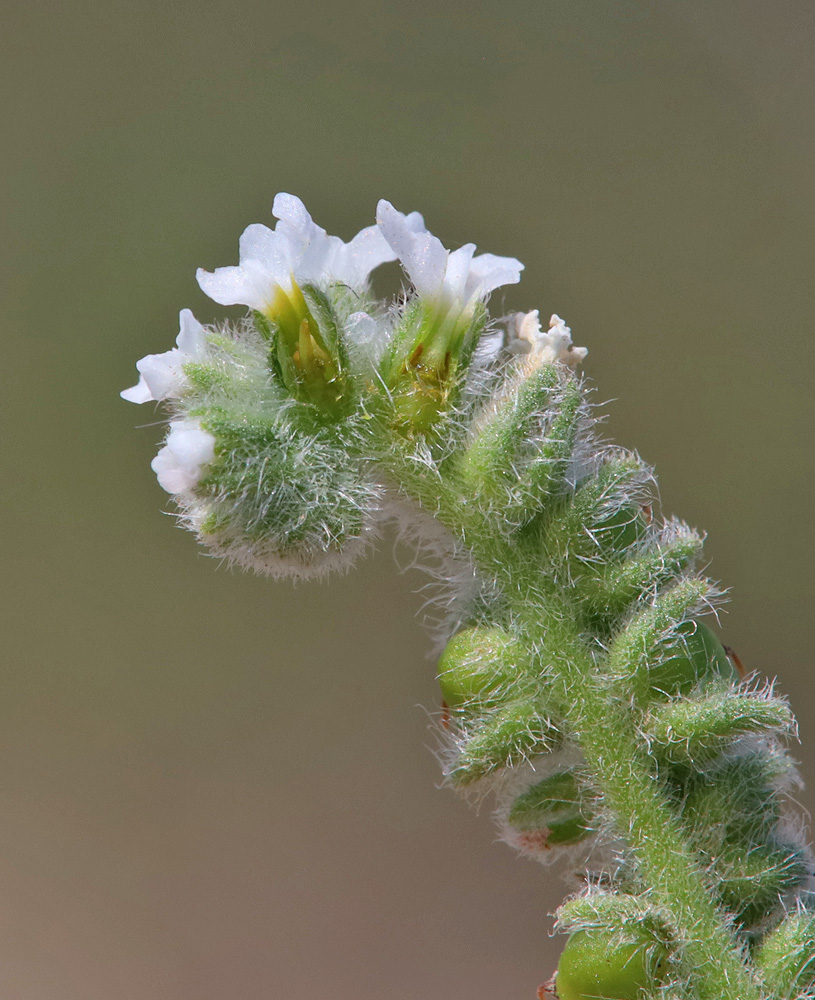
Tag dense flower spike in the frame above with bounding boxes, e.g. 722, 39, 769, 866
123, 195, 811, 1000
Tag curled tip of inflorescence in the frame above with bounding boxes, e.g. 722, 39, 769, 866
122, 193, 586, 576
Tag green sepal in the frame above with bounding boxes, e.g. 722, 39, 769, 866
182, 361, 231, 395
379, 300, 488, 434
300, 283, 349, 373
643, 691, 794, 765
581, 529, 704, 630
590, 503, 649, 557
605, 578, 716, 695
644, 621, 737, 701
450, 702, 560, 786
254, 309, 299, 397
713, 843, 808, 927
556, 889, 674, 940
252, 309, 276, 341
454, 302, 489, 376
457, 363, 559, 507
192, 411, 377, 573
253, 287, 351, 418
538, 452, 652, 575
520, 378, 583, 506
681, 753, 786, 852
753, 911, 815, 999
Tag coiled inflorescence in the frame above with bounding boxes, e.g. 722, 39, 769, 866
123, 195, 811, 1000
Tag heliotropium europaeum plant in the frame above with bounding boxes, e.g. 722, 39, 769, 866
122, 194, 813, 1000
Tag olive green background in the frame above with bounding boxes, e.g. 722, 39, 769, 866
1, 2, 813, 997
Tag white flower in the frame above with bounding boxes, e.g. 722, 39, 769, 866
196, 193, 396, 313
375, 200, 523, 317
507, 311, 587, 367
151, 418, 216, 494
121, 309, 207, 403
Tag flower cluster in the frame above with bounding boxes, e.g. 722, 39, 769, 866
122, 194, 585, 576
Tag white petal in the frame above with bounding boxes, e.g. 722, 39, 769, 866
333, 224, 397, 287
272, 193, 325, 251
151, 447, 197, 493
296, 232, 345, 286
122, 312, 207, 404
518, 309, 542, 342
471, 328, 504, 367
377, 201, 523, 310
196, 264, 271, 311
169, 422, 216, 471
120, 376, 154, 404
376, 200, 448, 299
137, 350, 185, 401
239, 222, 295, 283
196, 220, 297, 311
464, 252, 524, 302
175, 308, 207, 355
443, 244, 477, 303
403, 211, 427, 233
198, 195, 398, 310
272, 194, 350, 287
508, 312, 587, 367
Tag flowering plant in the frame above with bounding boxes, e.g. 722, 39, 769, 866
123, 195, 813, 1000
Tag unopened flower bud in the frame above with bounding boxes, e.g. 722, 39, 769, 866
151, 418, 216, 494
507, 311, 587, 367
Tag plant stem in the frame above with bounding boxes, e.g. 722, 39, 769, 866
378, 440, 764, 1000
553, 646, 760, 1000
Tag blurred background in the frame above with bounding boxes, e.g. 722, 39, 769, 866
1, 1, 813, 997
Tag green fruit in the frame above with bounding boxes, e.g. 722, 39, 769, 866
508, 770, 594, 847
437, 625, 528, 710
556, 929, 669, 1000
648, 621, 738, 699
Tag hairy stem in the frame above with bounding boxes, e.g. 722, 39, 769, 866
376, 432, 763, 1000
